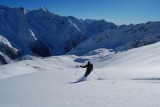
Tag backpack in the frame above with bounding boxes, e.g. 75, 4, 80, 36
89, 63, 93, 71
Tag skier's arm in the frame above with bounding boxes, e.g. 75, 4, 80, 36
80, 64, 87, 68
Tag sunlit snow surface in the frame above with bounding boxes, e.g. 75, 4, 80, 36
0, 42, 160, 107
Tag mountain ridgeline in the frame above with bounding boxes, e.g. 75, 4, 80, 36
0, 5, 160, 64
68, 21, 160, 55
0, 6, 116, 64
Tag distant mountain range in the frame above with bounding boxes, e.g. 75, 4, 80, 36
0, 5, 116, 64
68, 21, 160, 55
0, 5, 160, 65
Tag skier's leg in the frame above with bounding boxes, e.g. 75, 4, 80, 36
84, 73, 88, 77
84, 70, 91, 77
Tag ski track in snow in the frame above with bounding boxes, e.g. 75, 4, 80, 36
1, 42, 160, 107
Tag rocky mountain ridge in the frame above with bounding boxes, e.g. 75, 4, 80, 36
0, 5, 116, 64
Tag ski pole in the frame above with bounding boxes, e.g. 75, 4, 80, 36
75, 66, 81, 75
92, 71, 100, 77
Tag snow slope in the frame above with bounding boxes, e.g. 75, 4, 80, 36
0, 41, 160, 107
68, 21, 160, 55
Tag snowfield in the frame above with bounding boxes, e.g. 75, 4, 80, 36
0, 42, 160, 107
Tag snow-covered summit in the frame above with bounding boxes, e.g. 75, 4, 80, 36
39, 6, 49, 12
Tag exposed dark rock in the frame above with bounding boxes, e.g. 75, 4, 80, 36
30, 41, 50, 57
0, 43, 22, 60
64, 39, 77, 53
0, 54, 7, 64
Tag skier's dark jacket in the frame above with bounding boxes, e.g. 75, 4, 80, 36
80, 61, 93, 77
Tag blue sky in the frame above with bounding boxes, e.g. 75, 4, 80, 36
0, 0, 160, 25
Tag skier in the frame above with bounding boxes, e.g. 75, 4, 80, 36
80, 61, 93, 77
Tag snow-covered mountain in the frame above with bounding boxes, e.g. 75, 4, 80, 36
68, 21, 160, 55
1, 5, 160, 106
1, 5, 160, 65
0, 5, 116, 64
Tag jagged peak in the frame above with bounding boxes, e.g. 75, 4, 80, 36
0, 5, 10, 9
0, 5, 29, 15
16, 7, 28, 14
39, 6, 49, 12
84, 19, 96, 24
